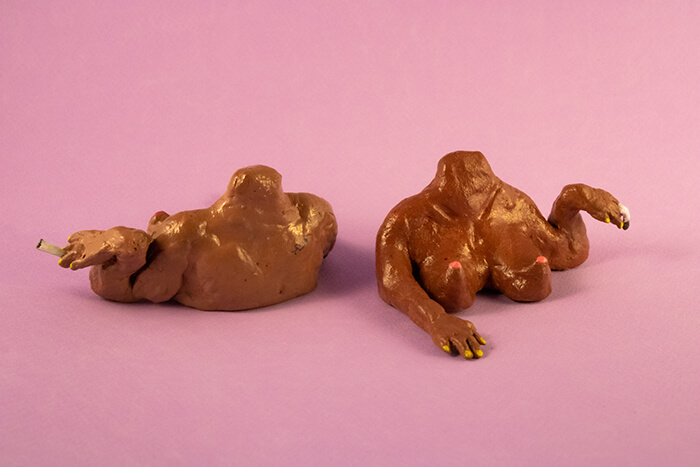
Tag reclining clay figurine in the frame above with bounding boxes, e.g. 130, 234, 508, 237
376, 151, 630, 359
48, 165, 337, 310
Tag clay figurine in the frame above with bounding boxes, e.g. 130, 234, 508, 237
39, 165, 337, 310
376, 151, 630, 359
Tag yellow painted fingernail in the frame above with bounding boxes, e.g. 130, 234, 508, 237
442, 345, 450, 352
478, 337, 486, 345
605, 217, 610, 223
465, 350, 473, 359
620, 221, 624, 229
476, 349, 483, 357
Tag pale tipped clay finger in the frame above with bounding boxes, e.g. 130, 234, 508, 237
619, 204, 631, 230
620, 204, 630, 222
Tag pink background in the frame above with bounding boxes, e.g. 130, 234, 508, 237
2, 1, 699, 465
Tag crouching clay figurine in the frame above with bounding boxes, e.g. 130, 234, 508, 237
376, 151, 630, 359
48, 165, 337, 310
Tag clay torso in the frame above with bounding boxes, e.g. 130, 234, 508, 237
376, 151, 629, 358
61, 165, 337, 311
148, 193, 334, 310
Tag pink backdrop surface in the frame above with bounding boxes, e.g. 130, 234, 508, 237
2, 1, 699, 465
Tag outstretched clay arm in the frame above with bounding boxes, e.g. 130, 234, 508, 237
546, 184, 630, 269
376, 215, 485, 359
59, 227, 152, 302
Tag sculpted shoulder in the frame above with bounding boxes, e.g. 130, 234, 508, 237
380, 193, 427, 236
287, 192, 337, 257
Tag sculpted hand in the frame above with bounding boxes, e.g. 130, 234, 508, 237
59, 227, 151, 272
58, 230, 114, 270
583, 187, 630, 230
428, 314, 486, 359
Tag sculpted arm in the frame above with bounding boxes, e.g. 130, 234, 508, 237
376, 213, 484, 358
59, 225, 188, 304
544, 183, 630, 269
59, 227, 152, 302
376, 218, 443, 331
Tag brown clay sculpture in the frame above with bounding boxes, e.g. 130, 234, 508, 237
41, 165, 337, 310
376, 151, 629, 359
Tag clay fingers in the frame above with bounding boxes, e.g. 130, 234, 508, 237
58, 242, 84, 268
439, 323, 485, 359
67, 248, 115, 270
603, 203, 631, 230
59, 237, 115, 270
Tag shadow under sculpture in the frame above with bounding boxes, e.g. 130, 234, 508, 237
376, 151, 630, 359
58, 165, 337, 311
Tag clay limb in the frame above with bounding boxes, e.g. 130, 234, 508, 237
375, 151, 629, 359
58, 165, 337, 311
59, 227, 152, 302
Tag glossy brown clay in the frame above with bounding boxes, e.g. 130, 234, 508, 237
376, 151, 629, 359
59, 165, 337, 310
